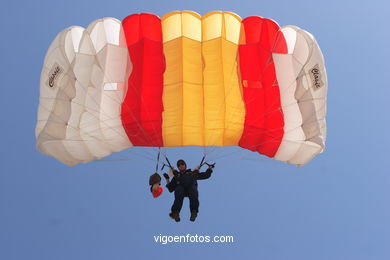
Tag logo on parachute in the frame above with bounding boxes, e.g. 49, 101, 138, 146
46, 63, 63, 89
310, 64, 324, 91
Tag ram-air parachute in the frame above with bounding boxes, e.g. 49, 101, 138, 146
36, 11, 327, 166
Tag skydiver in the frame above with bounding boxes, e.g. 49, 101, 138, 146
164, 159, 214, 222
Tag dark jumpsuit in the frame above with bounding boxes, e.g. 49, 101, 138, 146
166, 168, 212, 213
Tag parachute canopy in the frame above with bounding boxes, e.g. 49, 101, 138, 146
36, 11, 327, 166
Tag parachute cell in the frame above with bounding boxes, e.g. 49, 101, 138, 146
36, 18, 131, 166
272, 26, 327, 165
121, 13, 164, 147
238, 16, 284, 158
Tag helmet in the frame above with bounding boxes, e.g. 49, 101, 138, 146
176, 159, 186, 168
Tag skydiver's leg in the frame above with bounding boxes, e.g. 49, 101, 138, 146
188, 185, 199, 213
187, 185, 199, 222
171, 185, 185, 213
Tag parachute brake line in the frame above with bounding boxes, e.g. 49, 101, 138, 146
199, 155, 206, 167
164, 154, 172, 168
155, 147, 161, 172
160, 154, 173, 171
199, 155, 215, 168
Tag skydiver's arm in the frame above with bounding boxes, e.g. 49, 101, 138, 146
166, 176, 176, 193
195, 168, 213, 180
163, 173, 170, 184
172, 169, 179, 177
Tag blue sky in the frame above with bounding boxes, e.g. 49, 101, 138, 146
0, 0, 389, 259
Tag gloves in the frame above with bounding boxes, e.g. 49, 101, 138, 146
163, 173, 169, 179
193, 165, 200, 171
208, 163, 215, 169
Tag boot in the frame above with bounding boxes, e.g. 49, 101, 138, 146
190, 211, 198, 222
169, 211, 180, 222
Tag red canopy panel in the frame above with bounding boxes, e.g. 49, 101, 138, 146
238, 17, 286, 157
121, 13, 164, 147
